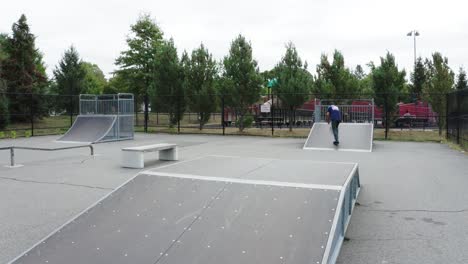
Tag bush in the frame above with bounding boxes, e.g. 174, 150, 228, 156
235, 116, 254, 128
25, 130, 32, 138
242, 116, 254, 128
10, 130, 16, 139
0, 131, 4, 138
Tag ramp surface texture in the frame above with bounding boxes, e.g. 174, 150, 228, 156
10, 156, 360, 264
304, 122, 373, 152
57, 115, 116, 143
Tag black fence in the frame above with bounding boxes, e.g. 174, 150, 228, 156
0, 93, 79, 137
0, 92, 452, 143
447, 89, 468, 149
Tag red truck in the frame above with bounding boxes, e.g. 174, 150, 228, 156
395, 101, 438, 127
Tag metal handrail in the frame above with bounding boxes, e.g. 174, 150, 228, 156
1, 145, 94, 167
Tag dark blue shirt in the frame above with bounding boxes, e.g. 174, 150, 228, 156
327, 105, 341, 121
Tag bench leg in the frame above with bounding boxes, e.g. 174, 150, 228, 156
159, 147, 178, 161
121, 151, 144, 169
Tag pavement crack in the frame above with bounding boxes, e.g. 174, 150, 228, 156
80, 156, 94, 164
350, 237, 440, 242
364, 208, 468, 213
241, 159, 276, 179
0, 176, 113, 191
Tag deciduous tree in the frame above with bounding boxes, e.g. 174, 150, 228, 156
371, 52, 406, 134
424, 52, 454, 135
115, 14, 164, 127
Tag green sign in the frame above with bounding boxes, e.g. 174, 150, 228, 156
267, 78, 278, 88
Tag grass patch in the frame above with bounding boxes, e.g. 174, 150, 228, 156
5, 115, 75, 130
0, 128, 68, 139
135, 113, 221, 127
2, 116, 462, 151
374, 129, 445, 142
446, 141, 466, 153
137, 126, 311, 138
140, 126, 449, 143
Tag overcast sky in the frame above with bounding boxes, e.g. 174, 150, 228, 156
1, 0, 467, 79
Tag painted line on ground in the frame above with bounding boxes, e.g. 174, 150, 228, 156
303, 147, 372, 153
206, 154, 357, 165
140, 171, 343, 191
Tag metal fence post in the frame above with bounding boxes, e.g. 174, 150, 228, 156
69, 95, 73, 127
222, 94, 225, 136
271, 94, 274, 136
384, 93, 389, 140
177, 95, 181, 134
30, 93, 34, 136
446, 93, 450, 141
144, 93, 149, 133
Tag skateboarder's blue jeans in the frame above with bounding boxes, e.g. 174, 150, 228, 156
332, 120, 340, 143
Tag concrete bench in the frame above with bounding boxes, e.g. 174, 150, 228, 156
121, 143, 178, 169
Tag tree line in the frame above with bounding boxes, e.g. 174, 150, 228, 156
1, 14, 467, 132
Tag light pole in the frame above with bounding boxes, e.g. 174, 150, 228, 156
407, 30, 421, 103
407, 30, 420, 65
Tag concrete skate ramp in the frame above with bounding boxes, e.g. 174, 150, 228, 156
57, 115, 116, 143
303, 122, 373, 152
9, 156, 360, 264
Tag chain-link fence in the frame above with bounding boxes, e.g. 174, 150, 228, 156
447, 89, 468, 150
0, 93, 79, 137
0, 92, 455, 144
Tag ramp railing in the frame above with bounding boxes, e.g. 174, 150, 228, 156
315, 99, 375, 123
78, 93, 134, 140
1, 145, 94, 167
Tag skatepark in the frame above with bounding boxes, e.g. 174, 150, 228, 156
1, 130, 468, 263
0, 93, 467, 264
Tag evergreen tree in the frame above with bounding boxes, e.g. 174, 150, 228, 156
455, 67, 467, 90
410, 57, 426, 99
151, 39, 185, 126
354, 65, 365, 80
0, 34, 8, 61
183, 44, 217, 130
220, 34, 262, 132
1, 14, 48, 121
0, 34, 9, 128
52, 46, 86, 113
274, 42, 313, 131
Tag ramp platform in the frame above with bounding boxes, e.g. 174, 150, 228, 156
9, 156, 360, 264
303, 122, 374, 152
57, 115, 117, 143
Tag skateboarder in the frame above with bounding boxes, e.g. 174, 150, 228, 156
326, 104, 341, 145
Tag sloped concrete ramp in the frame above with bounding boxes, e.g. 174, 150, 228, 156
9, 156, 360, 264
303, 122, 374, 152
57, 115, 117, 143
